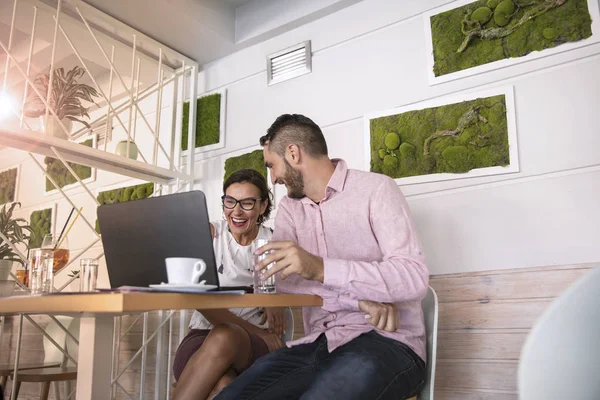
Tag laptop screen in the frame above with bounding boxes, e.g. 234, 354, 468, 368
97, 191, 219, 289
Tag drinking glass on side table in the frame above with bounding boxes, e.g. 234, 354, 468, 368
28, 249, 54, 294
41, 233, 70, 274
252, 238, 276, 294
79, 258, 99, 292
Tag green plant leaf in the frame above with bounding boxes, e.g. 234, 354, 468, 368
22, 65, 99, 126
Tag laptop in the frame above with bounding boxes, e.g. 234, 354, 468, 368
98, 190, 226, 290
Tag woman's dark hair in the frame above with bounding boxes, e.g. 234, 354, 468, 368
223, 169, 273, 225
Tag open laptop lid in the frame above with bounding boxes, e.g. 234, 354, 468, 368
98, 191, 219, 289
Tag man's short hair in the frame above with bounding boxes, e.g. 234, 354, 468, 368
260, 114, 328, 157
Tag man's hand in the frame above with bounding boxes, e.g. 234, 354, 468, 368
255, 241, 324, 282
359, 300, 398, 332
259, 307, 286, 337
257, 330, 284, 353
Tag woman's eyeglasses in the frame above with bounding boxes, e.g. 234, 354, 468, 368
221, 195, 261, 211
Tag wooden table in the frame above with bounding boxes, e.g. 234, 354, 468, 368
0, 292, 322, 399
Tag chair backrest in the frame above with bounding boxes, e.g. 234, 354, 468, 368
419, 286, 439, 400
518, 267, 600, 400
43, 316, 80, 366
283, 306, 295, 343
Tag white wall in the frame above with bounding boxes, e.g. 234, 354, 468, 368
193, 0, 600, 275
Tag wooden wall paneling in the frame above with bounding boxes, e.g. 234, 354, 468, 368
436, 330, 527, 360
430, 264, 593, 303
435, 388, 517, 400
435, 359, 518, 392
438, 299, 552, 330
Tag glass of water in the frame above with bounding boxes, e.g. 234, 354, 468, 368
29, 249, 54, 294
253, 238, 276, 293
79, 258, 99, 292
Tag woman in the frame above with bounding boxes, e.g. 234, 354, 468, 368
172, 169, 286, 400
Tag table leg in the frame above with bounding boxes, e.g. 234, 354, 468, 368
154, 311, 168, 400
76, 315, 115, 400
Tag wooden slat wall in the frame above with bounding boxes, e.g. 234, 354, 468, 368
429, 263, 594, 398
0, 263, 595, 399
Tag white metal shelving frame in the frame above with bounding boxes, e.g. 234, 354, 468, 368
0, 0, 200, 399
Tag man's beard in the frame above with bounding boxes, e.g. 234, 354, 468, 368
282, 158, 305, 199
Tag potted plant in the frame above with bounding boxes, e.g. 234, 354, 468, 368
115, 140, 139, 160
0, 202, 32, 280
23, 65, 100, 139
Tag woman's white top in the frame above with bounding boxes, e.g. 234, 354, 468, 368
188, 220, 273, 330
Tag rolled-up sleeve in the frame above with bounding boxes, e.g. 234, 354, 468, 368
323, 178, 429, 303
273, 198, 304, 294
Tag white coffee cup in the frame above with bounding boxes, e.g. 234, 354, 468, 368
165, 258, 207, 284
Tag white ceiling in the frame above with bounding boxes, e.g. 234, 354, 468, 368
222, 0, 254, 7
0, 0, 362, 102
80, 0, 363, 65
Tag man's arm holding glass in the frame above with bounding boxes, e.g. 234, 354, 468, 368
254, 183, 427, 331
198, 222, 285, 348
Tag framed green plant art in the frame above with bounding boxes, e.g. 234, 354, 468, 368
223, 148, 276, 206
424, 0, 600, 84
181, 90, 226, 153
44, 134, 97, 193
0, 166, 19, 206
224, 149, 267, 182
28, 205, 56, 249
94, 182, 154, 233
365, 86, 519, 185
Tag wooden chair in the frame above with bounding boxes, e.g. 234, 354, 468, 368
11, 367, 77, 399
0, 362, 60, 391
9, 316, 80, 399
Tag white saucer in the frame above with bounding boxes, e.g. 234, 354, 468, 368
149, 282, 217, 292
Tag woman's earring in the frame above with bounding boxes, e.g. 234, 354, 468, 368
222, 212, 227, 221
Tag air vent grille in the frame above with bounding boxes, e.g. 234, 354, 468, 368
267, 41, 312, 86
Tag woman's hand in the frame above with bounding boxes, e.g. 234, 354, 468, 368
260, 307, 286, 337
257, 330, 284, 352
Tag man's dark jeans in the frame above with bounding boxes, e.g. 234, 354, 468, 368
215, 331, 425, 400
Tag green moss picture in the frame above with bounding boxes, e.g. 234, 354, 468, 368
0, 167, 18, 205
224, 150, 267, 182
430, 0, 593, 77
368, 90, 517, 182
29, 208, 52, 249
45, 138, 94, 192
95, 182, 154, 233
181, 92, 222, 151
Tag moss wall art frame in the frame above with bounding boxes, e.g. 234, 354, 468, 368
0, 165, 20, 206
364, 86, 519, 185
28, 204, 57, 249
44, 135, 97, 194
181, 90, 226, 153
94, 182, 155, 233
224, 149, 268, 182
424, 0, 600, 85
223, 147, 276, 207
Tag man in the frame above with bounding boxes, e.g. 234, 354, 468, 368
216, 114, 428, 400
